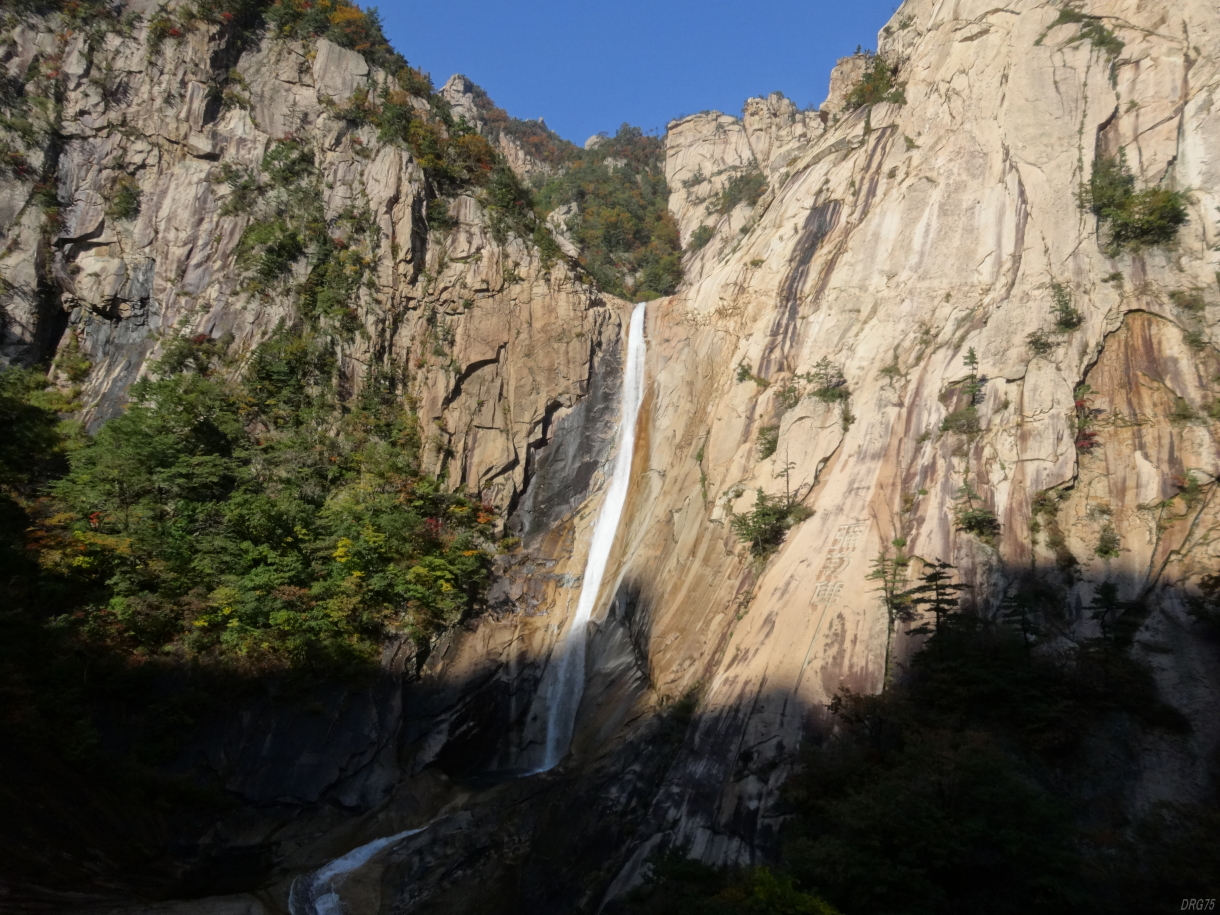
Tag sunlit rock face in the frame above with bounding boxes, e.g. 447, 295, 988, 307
4, 0, 1220, 909
611, 0, 1220, 880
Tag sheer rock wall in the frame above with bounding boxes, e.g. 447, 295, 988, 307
608, 0, 1220, 876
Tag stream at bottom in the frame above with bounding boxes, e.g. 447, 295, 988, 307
287, 827, 426, 915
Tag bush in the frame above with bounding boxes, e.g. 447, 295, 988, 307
757, 425, 779, 460
736, 361, 767, 387
842, 54, 906, 111
714, 169, 766, 215
1026, 330, 1055, 355
1096, 525, 1121, 558
808, 358, 849, 403
1169, 289, 1206, 312
688, 224, 714, 252
1169, 397, 1198, 424
1183, 329, 1208, 351
730, 489, 810, 558
940, 406, 980, 436
236, 217, 305, 286
955, 483, 1000, 542
105, 175, 141, 220
1080, 152, 1188, 254
1040, 7, 1124, 62
1051, 281, 1082, 331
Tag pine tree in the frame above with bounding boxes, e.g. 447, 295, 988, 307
868, 540, 916, 688
999, 589, 1044, 665
902, 559, 968, 657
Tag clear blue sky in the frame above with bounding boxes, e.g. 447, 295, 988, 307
375, 0, 902, 144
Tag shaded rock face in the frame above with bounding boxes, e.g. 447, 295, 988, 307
7, 0, 1220, 911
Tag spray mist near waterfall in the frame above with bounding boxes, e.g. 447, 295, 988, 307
540, 302, 648, 771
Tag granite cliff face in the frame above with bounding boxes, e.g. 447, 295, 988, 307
3, 0, 1220, 911
613, 0, 1220, 873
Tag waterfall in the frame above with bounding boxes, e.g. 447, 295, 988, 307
288, 826, 427, 915
540, 302, 648, 771
287, 304, 647, 909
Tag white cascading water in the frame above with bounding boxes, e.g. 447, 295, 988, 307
540, 301, 648, 771
287, 304, 647, 910
288, 826, 427, 915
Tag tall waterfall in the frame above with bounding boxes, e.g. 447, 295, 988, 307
286, 304, 647, 913
540, 302, 648, 771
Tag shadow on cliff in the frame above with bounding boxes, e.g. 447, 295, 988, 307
5, 558, 1218, 915
598, 559, 1220, 915
0, 572, 669, 915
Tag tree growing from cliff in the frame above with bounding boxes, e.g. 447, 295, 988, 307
868, 540, 916, 688
729, 488, 812, 559
954, 481, 1001, 543
842, 54, 907, 111
902, 559, 968, 651
1079, 151, 1189, 255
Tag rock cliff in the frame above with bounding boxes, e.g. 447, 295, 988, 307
614, 0, 1220, 877
3, 0, 1220, 911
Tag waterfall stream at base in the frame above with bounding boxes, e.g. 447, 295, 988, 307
288, 827, 427, 915
539, 301, 647, 771
288, 303, 647, 913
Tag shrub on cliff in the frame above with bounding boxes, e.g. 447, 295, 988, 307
1080, 152, 1188, 254
730, 489, 812, 558
842, 54, 907, 111
713, 168, 767, 215
104, 175, 141, 220
954, 483, 1000, 543
688, 224, 714, 252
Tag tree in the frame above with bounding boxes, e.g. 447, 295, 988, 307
867, 540, 916, 688
998, 588, 1045, 665
954, 482, 1001, 543
902, 559, 967, 656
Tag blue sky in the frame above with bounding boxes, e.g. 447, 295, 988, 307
376, 0, 902, 144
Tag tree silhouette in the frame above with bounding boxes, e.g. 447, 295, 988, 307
868, 540, 916, 688
903, 559, 968, 657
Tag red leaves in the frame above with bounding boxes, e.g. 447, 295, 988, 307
1075, 430, 1100, 453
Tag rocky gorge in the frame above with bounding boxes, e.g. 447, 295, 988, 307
2, 0, 1219, 912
